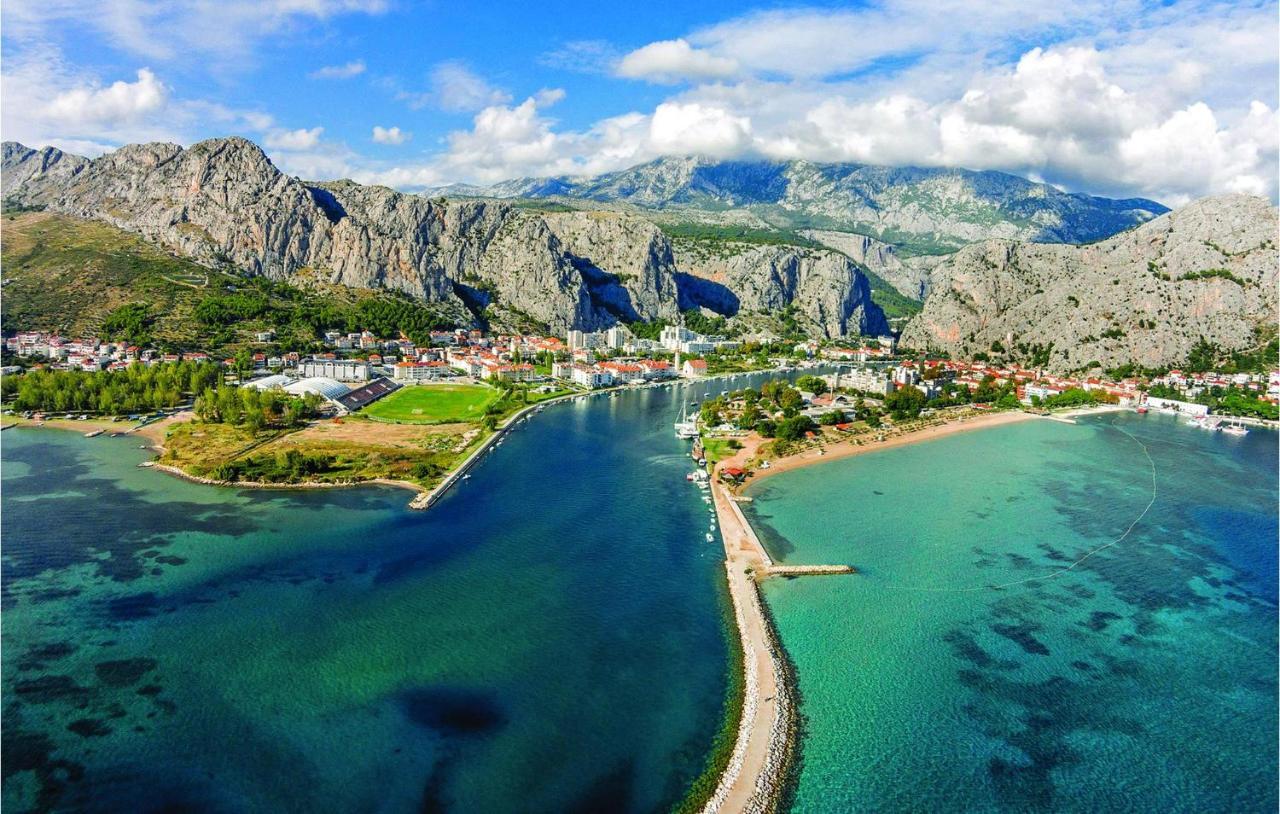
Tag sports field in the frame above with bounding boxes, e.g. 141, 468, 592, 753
364, 383, 501, 424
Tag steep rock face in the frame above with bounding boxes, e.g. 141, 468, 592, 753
674, 243, 890, 338
539, 211, 683, 323
900, 195, 1279, 372
3, 139, 895, 338
802, 229, 940, 300
1, 143, 89, 192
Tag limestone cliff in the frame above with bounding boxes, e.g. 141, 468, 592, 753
2, 138, 890, 337
899, 195, 1279, 372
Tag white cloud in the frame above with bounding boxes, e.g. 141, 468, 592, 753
2, 0, 388, 65
2, 51, 274, 153
310, 60, 366, 79
617, 39, 738, 83
648, 102, 751, 155
395, 62, 511, 112
371, 125, 409, 145
42, 68, 168, 128
538, 39, 622, 75
264, 126, 324, 151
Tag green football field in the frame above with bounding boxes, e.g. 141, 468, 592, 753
364, 383, 501, 423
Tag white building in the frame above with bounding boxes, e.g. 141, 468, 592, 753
300, 358, 372, 382
392, 361, 450, 382
571, 365, 613, 389
605, 326, 630, 349
1145, 396, 1209, 416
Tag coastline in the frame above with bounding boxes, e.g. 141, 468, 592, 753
697, 405, 1097, 812
741, 409, 1040, 489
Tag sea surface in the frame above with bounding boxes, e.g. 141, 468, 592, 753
746, 412, 1278, 812
1, 375, 773, 814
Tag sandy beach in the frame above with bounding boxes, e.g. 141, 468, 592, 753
726, 409, 1041, 489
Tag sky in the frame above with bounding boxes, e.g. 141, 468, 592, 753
2, 0, 1277, 205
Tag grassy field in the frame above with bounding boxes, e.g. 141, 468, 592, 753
160, 417, 482, 487
364, 384, 501, 424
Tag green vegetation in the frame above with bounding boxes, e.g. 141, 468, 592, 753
659, 222, 821, 248
364, 384, 501, 424
1182, 268, 1249, 286
101, 303, 155, 345
884, 385, 927, 420
1, 361, 221, 415
1, 211, 462, 354
193, 385, 322, 431
1034, 388, 1117, 410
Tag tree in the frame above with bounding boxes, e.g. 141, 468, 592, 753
818, 409, 848, 425
885, 386, 926, 420
774, 415, 814, 442
795, 375, 829, 395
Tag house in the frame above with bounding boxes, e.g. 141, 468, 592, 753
682, 359, 708, 377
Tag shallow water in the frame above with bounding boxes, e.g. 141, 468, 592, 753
1, 377, 777, 814
749, 413, 1278, 812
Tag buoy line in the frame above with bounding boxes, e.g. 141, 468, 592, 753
885, 421, 1158, 594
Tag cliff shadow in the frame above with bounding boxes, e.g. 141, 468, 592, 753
673, 272, 739, 317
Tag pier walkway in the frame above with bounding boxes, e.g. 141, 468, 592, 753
704, 469, 853, 813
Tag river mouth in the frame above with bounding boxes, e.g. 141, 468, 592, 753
1, 372, 806, 813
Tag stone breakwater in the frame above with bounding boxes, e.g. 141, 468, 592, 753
698, 564, 799, 814
700, 563, 763, 814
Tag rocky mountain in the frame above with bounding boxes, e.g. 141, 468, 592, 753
800, 229, 940, 300
1, 138, 889, 338
899, 195, 1279, 372
434, 156, 1169, 254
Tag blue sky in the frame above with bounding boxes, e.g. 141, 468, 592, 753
3, 1, 1277, 203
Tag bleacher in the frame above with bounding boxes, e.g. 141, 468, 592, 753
337, 377, 401, 412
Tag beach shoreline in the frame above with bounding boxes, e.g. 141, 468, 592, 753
734, 409, 1040, 491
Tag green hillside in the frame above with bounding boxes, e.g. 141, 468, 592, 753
1, 211, 462, 353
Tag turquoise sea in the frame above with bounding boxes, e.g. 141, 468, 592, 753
1, 377, 773, 814
747, 413, 1278, 812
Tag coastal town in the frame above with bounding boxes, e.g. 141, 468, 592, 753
5, 323, 1277, 422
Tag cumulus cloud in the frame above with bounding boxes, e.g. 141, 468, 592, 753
649, 102, 751, 154
371, 125, 409, 145
2, 52, 273, 153
264, 126, 324, 151
310, 60, 366, 79
617, 39, 738, 83
43, 68, 168, 128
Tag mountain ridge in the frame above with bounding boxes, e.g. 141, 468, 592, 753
0, 138, 889, 338
426, 155, 1170, 254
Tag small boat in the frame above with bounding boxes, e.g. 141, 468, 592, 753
1136, 405, 1148, 414
461, 474, 472, 480
686, 473, 696, 481
84, 429, 103, 438
1221, 422, 1249, 436
706, 533, 714, 542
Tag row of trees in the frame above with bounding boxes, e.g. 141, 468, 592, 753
2, 361, 221, 415
193, 386, 322, 431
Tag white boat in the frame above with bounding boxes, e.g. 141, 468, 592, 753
1221, 421, 1249, 436
705, 533, 714, 542
674, 404, 699, 439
